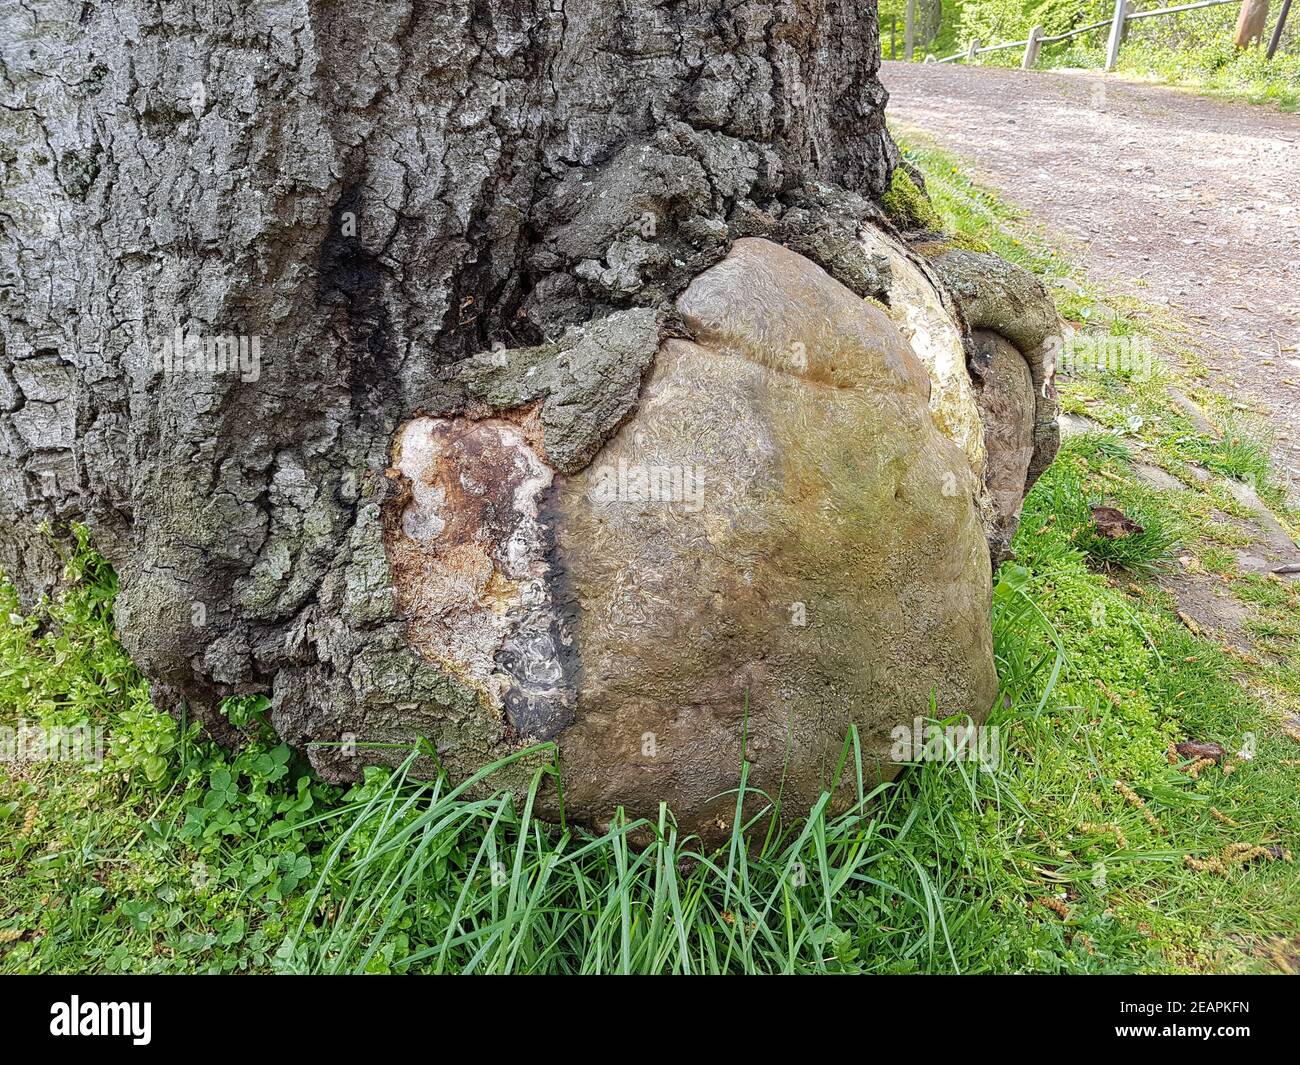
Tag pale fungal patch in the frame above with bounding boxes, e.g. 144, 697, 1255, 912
387, 415, 575, 739
857, 226, 987, 480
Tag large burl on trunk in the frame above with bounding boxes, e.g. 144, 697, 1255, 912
1, 0, 1059, 843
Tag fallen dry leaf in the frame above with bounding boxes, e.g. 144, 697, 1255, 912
1176, 739, 1226, 764
1091, 505, 1144, 539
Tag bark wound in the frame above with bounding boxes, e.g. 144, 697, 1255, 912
384, 414, 576, 740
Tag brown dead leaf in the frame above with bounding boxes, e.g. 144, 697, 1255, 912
1176, 740, 1226, 764
1090, 505, 1144, 539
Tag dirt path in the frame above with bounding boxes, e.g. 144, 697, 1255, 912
881, 61, 1300, 497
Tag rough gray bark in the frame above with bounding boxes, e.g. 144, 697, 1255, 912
1, 1, 1056, 839
1, 0, 897, 759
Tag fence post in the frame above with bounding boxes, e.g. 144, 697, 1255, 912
1023, 25, 1044, 68
967, 38, 982, 62
1267, 0, 1292, 58
1105, 0, 1128, 71
905, 0, 916, 60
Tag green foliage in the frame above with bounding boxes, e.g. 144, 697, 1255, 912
0, 526, 176, 785
893, 138, 1076, 284
878, 0, 909, 59
1030, 436, 1180, 577
0, 526, 340, 972
274, 580, 1070, 974
925, 0, 1299, 111
959, 0, 1108, 51
942, 231, 994, 253
878, 0, 963, 59
1109, 26, 1300, 112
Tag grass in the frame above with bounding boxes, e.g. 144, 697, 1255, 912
1190, 417, 1276, 487
1049, 435, 1183, 578
1102, 27, 1300, 114
3, 146, 1299, 975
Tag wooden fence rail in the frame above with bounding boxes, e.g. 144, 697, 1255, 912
926, 0, 1259, 71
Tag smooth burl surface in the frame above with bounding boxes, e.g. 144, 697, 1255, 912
382, 239, 1002, 842
550, 240, 998, 841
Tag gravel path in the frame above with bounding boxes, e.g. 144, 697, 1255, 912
881, 61, 1300, 496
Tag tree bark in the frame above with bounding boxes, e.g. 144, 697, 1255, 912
1235, 0, 1272, 47
1, 0, 896, 757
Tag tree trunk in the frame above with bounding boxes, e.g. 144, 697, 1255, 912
1235, 0, 1272, 47
1, 1, 1057, 842
918, 0, 944, 46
